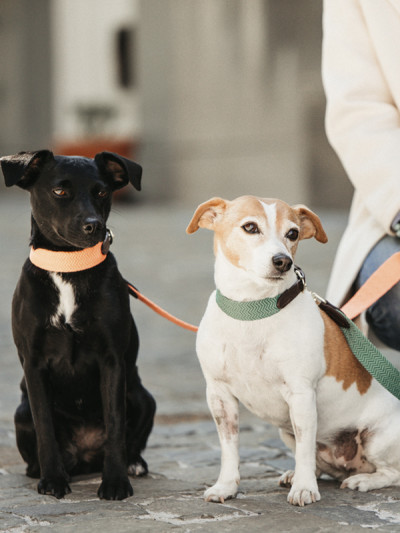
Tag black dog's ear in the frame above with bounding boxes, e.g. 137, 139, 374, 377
94, 151, 142, 191
0, 150, 54, 189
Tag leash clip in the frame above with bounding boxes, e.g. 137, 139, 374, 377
311, 291, 326, 305
312, 291, 351, 329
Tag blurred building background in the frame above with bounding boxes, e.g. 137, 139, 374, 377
0, 0, 352, 208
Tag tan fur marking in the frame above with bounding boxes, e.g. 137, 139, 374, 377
186, 197, 227, 234
274, 202, 299, 236
274, 201, 302, 256
321, 311, 372, 394
214, 196, 267, 268
292, 205, 328, 243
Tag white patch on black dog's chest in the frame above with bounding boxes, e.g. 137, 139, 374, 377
50, 273, 77, 328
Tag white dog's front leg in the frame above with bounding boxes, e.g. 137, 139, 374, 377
285, 388, 320, 506
204, 385, 239, 503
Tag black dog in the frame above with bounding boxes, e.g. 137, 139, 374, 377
0, 150, 156, 500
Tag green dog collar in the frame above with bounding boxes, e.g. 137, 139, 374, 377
216, 289, 281, 321
216, 267, 306, 321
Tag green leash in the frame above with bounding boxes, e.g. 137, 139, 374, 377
215, 284, 400, 401
340, 320, 400, 400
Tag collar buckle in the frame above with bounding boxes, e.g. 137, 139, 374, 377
294, 265, 307, 291
276, 266, 306, 310
101, 229, 113, 255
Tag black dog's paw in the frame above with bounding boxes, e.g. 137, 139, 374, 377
97, 476, 133, 500
128, 456, 148, 477
26, 463, 40, 479
37, 476, 71, 499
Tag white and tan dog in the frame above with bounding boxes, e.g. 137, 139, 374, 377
187, 195, 400, 507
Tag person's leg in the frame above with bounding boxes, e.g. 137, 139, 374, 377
355, 235, 400, 351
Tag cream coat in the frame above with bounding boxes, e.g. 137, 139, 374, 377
323, 0, 400, 306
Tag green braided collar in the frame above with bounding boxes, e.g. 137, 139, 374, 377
215, 266, 306, 320
216, 289, 281, 321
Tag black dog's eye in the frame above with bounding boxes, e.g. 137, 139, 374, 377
286, 228, 299, 241
97, 190, 109, 199
242, 222, 260, 234
52, 188, 67, 197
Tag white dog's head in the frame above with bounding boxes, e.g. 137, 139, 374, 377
187, 196, 327, 299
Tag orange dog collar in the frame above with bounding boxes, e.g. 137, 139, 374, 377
29, 232, 112, 273
29, 242, 107, 273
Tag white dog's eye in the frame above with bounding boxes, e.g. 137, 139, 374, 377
286, 228, 299, 241
242, 222, 260, 234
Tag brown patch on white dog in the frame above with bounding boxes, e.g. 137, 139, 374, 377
321, 311, 372, 394
317, 429, 375, 480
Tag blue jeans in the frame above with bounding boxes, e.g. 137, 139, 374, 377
355, 235, 400, 351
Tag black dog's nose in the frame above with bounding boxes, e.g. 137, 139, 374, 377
272, 253, 293, 274
82, 217, 103, 235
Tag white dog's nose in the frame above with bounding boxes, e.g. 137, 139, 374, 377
272, 253, 293, 274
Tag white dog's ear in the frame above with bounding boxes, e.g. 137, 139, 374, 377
186, 197, 227, 234
292, 205, 328, 243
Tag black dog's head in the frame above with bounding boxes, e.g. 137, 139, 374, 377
0, 150, 142, 250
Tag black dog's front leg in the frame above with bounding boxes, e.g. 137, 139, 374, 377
97, 359, 133, 500
23, 361, 71, 499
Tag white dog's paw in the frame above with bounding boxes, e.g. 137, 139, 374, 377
279, 470, 295, 487
341, 473, 383, 492
287, 483, 321, 506
204, 481, 238, 503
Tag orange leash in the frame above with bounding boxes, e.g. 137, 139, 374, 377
128, 249, 400, 330
127, 250, 400, 329
28, 239, 198, 332
341, 252, 400, 320
126, 282, 199, 333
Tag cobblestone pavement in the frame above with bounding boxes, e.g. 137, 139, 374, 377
1, 192, 400, 532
